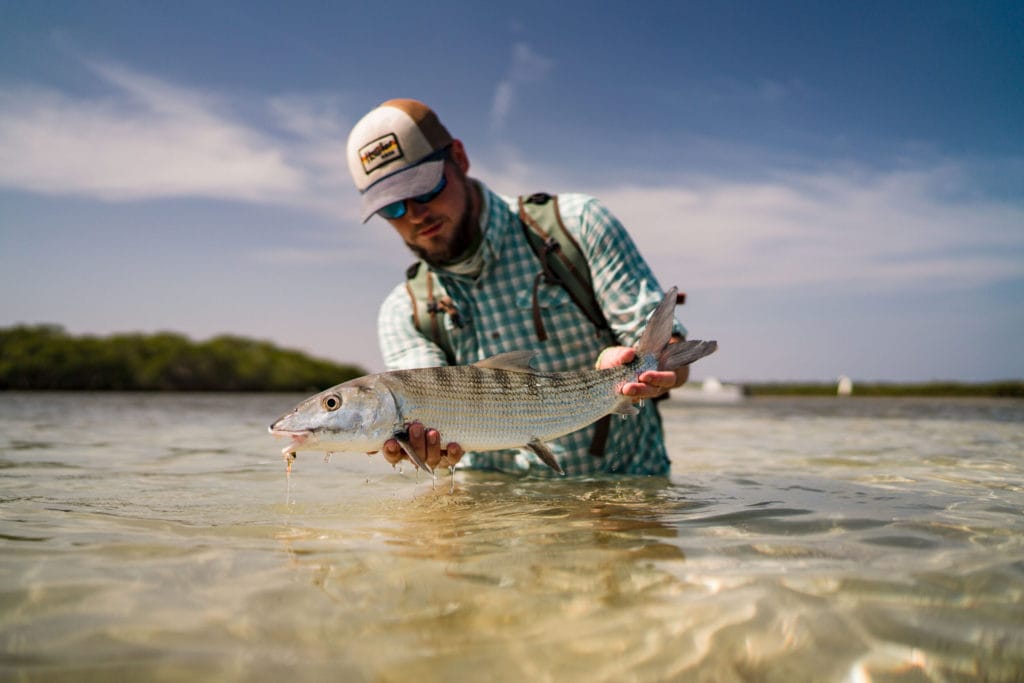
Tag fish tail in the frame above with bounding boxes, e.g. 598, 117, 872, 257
634, 287, 680, 361
658, 339, 718, 371
634, 287, 718, 371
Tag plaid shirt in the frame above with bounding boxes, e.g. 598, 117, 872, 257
378, 181, 686, 476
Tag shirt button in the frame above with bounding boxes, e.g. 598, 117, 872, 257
491, 331, 501, 340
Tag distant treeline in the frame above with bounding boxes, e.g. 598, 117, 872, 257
0, 325, 364, 391
745, 381, 1024, 398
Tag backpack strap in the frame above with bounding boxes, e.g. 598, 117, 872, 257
518, 193, 610, 342
405, 261, 458, 365
519, 192, 615, 457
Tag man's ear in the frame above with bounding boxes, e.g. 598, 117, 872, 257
448, 139, 470, 174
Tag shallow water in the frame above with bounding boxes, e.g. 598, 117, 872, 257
1, 392, 1022, 682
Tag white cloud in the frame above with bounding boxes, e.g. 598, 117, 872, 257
490, 43, 554, 132
0, 62, 354, 216
267, 94, 347, 140
490, 82, 515, 133
1, 61, 1019, 302
597, 164, 1024, 293
265, 94, 354, 210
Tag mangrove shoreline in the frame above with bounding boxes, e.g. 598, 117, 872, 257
1, 324, 1020, 397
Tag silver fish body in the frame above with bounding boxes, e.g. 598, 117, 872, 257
381, 359, 643, 448
269, 287, 717, 474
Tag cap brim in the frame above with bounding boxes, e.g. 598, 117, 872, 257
359, 158, 445, 223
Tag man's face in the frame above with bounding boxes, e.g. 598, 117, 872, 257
384, 143, 479, 265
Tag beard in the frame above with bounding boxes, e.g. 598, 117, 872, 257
405, 178, 482, 266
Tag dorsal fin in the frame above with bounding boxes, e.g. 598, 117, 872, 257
472, 350, 536, 372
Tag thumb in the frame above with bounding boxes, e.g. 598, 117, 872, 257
595, 346, 636, 369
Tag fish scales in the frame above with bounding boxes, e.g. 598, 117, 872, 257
380, 363, 639, 450
268, 287, 718, 475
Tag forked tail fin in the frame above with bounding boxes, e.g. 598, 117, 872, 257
659, 339, 718, 371
634, 286, 718, 371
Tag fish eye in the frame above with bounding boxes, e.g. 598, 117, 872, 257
321, 393, 342, 412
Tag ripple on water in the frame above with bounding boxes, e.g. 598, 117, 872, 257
1, 394, 1022, 680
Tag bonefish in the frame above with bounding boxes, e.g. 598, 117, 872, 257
269, 287, 717, 475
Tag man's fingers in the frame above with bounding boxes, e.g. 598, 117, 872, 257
442, 442, 464, 467
425, 428, 443, 469
622, 377, 672, 400
382, 439, 403, 465
380, 424, 464, 470
638, 370, 676, 389
596, 346, 636, 369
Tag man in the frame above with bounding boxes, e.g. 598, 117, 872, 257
346, 99, 689, 476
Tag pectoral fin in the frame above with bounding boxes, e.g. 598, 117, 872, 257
526, 439, 565, 475
393, 430, 434, 475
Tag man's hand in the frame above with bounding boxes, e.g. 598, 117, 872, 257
596, 342, 689, 401
381, 422, 464, 470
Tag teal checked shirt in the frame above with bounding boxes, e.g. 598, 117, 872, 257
377, 181, 686, 476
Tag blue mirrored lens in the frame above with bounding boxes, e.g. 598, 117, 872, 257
377, 199, 407, 220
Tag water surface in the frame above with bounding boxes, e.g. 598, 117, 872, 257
1, 393, 1022, 681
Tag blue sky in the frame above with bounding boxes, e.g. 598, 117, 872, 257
1, 1, 1022, 382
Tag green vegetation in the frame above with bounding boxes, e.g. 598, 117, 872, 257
0, 325, 364, 392
744, 381, 1024, 398
3, 324, 1019, 397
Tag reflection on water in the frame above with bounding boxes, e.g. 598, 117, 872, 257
0, 393, 1022, 681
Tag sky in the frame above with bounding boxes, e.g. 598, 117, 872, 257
1, 0, 1022, 383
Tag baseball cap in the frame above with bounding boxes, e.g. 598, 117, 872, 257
346, 99, 454, 222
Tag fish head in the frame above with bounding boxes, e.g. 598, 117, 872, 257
268, 377, 399, 455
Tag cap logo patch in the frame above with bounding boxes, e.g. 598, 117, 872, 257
359, 134, 403, 175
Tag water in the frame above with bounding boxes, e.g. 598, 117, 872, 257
1, 392, 1022, 682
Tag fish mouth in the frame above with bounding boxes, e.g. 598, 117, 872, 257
268, 426, 313, 455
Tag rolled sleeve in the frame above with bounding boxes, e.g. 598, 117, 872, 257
377, 284, 449, 370
566, 196, 687, 347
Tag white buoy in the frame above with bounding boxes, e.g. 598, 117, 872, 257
703, 377, 723, 393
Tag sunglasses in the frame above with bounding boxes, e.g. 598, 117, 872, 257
376, 172, 448, 220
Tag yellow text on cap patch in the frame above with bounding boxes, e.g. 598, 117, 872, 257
360, 134, 403, 175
